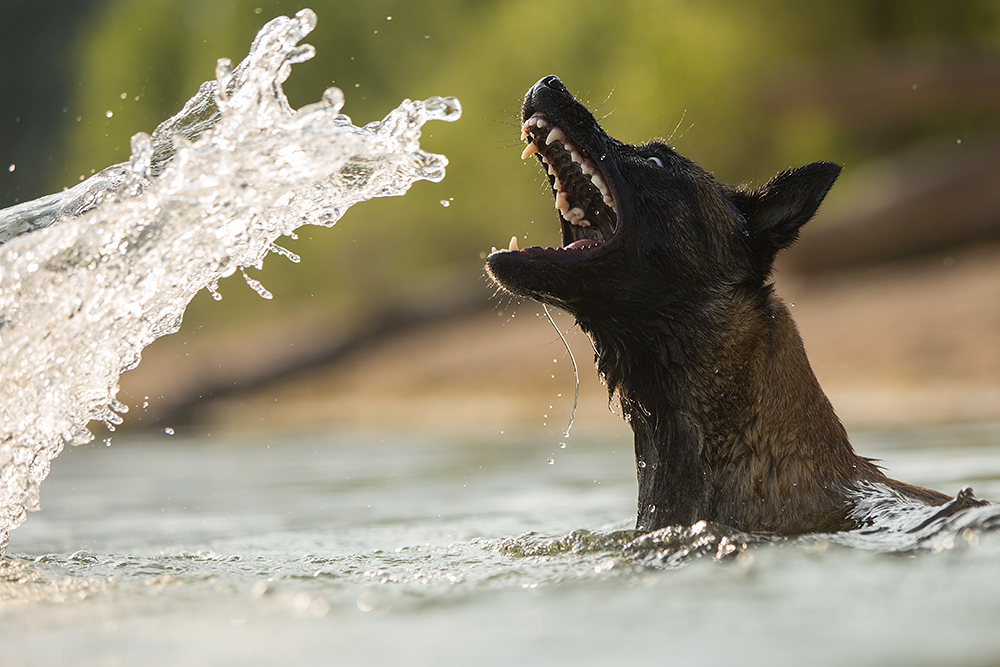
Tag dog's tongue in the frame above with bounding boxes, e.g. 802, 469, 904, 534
565, 238, 599, 251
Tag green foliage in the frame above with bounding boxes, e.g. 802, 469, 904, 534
57, 0, 1000, 327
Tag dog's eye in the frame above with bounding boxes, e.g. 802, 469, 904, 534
646, 156, 664, 168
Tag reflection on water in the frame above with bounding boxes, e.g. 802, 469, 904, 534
3, 423, 1000, 665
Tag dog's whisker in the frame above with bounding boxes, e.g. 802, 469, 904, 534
666, 109, 687, 144
543, 303, 580, 439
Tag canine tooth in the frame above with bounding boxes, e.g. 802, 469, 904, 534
491, 246, 498, 254
545, 127, 565, 145
508, 236, 519, 252
521, 143, 539, 159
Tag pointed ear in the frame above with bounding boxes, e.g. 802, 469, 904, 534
728, 161, 841, 275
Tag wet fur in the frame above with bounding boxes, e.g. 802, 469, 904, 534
487, 76, 950, 535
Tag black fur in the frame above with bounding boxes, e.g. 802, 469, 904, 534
487, 76, 949, 534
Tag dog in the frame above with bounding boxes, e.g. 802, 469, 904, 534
486, 75, 951, 535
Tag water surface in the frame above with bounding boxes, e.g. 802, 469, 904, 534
4, 423, 1000, 665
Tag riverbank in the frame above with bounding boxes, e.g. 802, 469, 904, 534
117, 242, 1000, 436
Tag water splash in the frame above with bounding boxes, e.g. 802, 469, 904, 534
479, 521, 762, 569
0, 8, 460, 552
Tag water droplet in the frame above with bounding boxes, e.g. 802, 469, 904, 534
423, 96, 462, 122
164, 427, 175, 436
357, 593, 376, 612
559, 442, 567, 449
547, 458, 555, 465
7, 164, 14, 172
638, 461, 646, 468
269, 243, 301, 263
105, 110, 113, 119
439, 199, 450, 207
120, 92, 128, 100
647, 504, 656, 513
254, 7, 262, 14
241, 269, 273, 299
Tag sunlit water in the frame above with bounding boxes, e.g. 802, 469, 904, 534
2, 7, 1000, 665
3, 423, 1000, 665
0, 9, 459, 549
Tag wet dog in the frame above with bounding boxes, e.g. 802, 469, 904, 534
487, 75, 950, 534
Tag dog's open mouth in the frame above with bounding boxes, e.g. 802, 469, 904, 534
494, 112, 618, 257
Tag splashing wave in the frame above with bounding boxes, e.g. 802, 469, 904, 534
0, 8, 460, 551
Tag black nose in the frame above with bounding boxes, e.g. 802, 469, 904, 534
538, 75, 567, 92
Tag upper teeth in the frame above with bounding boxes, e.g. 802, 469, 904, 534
519, 113, 616, 228
520, 114, 549, 140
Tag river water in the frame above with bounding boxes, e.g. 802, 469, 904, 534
3, 422, 1000, 665
2, 7, 1000, 665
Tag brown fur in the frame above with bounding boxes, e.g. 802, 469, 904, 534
487, 76, 950, 534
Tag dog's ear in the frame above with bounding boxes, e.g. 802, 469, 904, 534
727, 162, 840, 276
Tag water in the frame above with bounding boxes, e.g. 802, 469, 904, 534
3, 423, 1000, 665
2, 7, 1000, 665
0, 9, 460, 549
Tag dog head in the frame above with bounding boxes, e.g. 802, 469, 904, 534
487, 75, 840, 324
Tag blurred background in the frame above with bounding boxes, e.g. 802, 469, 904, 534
2, 0, 999, 437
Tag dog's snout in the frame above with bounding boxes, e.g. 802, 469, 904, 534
539, 75, 567, 92
524, 75, 572, 118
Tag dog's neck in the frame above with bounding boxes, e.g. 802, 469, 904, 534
582, 286, 877, 533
